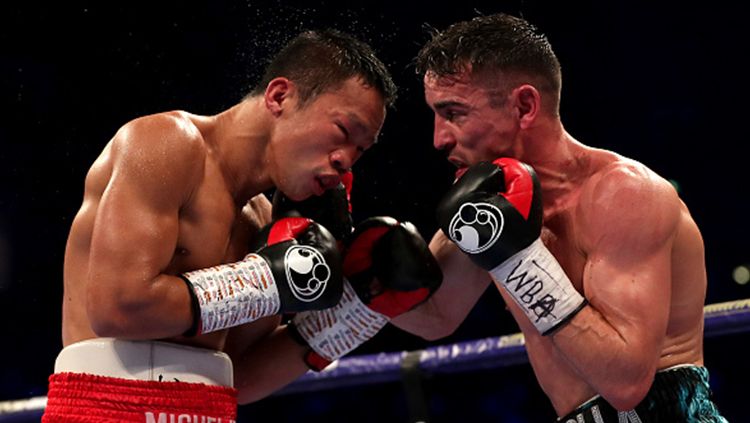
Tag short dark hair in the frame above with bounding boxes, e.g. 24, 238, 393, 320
250, 29, 397, 107
416, 14, 561, 110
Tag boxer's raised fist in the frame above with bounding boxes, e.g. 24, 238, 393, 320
437, 159, 586, 336
436, 158, 542, 270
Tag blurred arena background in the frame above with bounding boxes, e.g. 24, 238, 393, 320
1, 1, 748, 421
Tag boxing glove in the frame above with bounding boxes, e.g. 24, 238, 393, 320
290, 216, 443, 370
182, 217, 343, 335
272, 171, 354, 241
436, 158, 587, 336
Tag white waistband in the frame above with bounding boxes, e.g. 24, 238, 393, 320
54, 338, 233, 387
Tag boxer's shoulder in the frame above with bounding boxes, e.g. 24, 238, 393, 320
574, 157, 681, 254
582, 153, 673, 195
105, 111, 208, 197
112, 111, 207, 159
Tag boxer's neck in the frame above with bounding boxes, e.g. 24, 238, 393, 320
520, 122, 592, 206
210, 98, 275, 206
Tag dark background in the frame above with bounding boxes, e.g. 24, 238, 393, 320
1, 1, 748, 421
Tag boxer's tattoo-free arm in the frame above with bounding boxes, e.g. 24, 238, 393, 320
391, 231, 491, 340
87, 115, 204, 339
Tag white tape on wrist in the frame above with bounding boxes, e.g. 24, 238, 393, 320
489, 238, 586, 335
293, 280, 389, 361
183, 254, 280, 334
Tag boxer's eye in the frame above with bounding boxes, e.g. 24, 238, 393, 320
336, 123, 349, 139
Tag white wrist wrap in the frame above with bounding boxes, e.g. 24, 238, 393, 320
293, 280, 389, 361
183, 254, 280, 334
489, 238, 586, 335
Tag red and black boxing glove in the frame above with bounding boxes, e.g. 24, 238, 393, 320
181, 217, 343, 336
289, 217, 443, 371
436, 158, 543, 268
436, 158, 587, 336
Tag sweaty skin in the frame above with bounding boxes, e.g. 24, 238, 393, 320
62, 110, 268, 351
61, 77, 385, 402
393, 71, 706, 416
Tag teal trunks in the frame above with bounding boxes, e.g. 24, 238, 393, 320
557, 365, 727, 422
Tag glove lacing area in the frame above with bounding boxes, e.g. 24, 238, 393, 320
182, 254, 281, 335
291, 280, 389, 367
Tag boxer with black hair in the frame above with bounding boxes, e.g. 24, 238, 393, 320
46, 29, 397, 421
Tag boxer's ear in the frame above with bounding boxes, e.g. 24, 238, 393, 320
264, 77, 295, 116
511, 84, 541, 130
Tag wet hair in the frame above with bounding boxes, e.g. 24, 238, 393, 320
250, 29, 397, 107
416, 14, 561, 111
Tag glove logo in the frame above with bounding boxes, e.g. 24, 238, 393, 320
448, 202, 504, 254
284, 245, 331, 302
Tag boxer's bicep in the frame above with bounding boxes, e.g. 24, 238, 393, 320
391, 231, 491, 340
550, 166, 681, 404
87, 117, 203, 336
566, 222, 674, 405
580, 164, 680, 347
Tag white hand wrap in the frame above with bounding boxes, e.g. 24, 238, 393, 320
182, 254, 280, 334
292, 280, 389, 362
489, 238, 587, 335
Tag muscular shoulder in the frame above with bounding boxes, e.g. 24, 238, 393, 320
112, 111, 205, 164
106, 111, 208, 203
113, 111, 205, 177
578, 158, 681, 253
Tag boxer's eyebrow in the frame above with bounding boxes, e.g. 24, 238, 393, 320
433, 100, 467, 111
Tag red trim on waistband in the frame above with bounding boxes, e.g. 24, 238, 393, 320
42, 372, 237, 422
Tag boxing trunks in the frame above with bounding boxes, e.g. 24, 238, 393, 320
42, 338, 237, 422
557, 365, 727, 422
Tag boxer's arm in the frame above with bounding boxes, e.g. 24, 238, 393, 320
223, 316, 310, 404
546, 165, 680, 410
229, 325, 312, 404
87, 114, 203, 338
391, 231, 492, 340
222, 199, 309, 403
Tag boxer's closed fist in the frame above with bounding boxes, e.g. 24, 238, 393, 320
182, 217, 343, 335
290, 217, 442, 370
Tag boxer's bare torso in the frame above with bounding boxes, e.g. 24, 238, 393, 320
395, 143, 707, 416
62, 110, 274, 351
504, 146, 706, 415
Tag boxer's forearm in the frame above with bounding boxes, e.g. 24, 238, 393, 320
548, 305, 661, 411
87, 273, 194, 339
391, 281, 485, 341
392, 232, 491, 340
231, 326, 310, 404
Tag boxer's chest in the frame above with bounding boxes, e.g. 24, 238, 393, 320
541, 208, 587, 292
167, 179, 254, 274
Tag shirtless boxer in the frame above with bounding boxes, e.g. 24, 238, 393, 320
393, 14, 727, 422
44, 29, 441, 422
